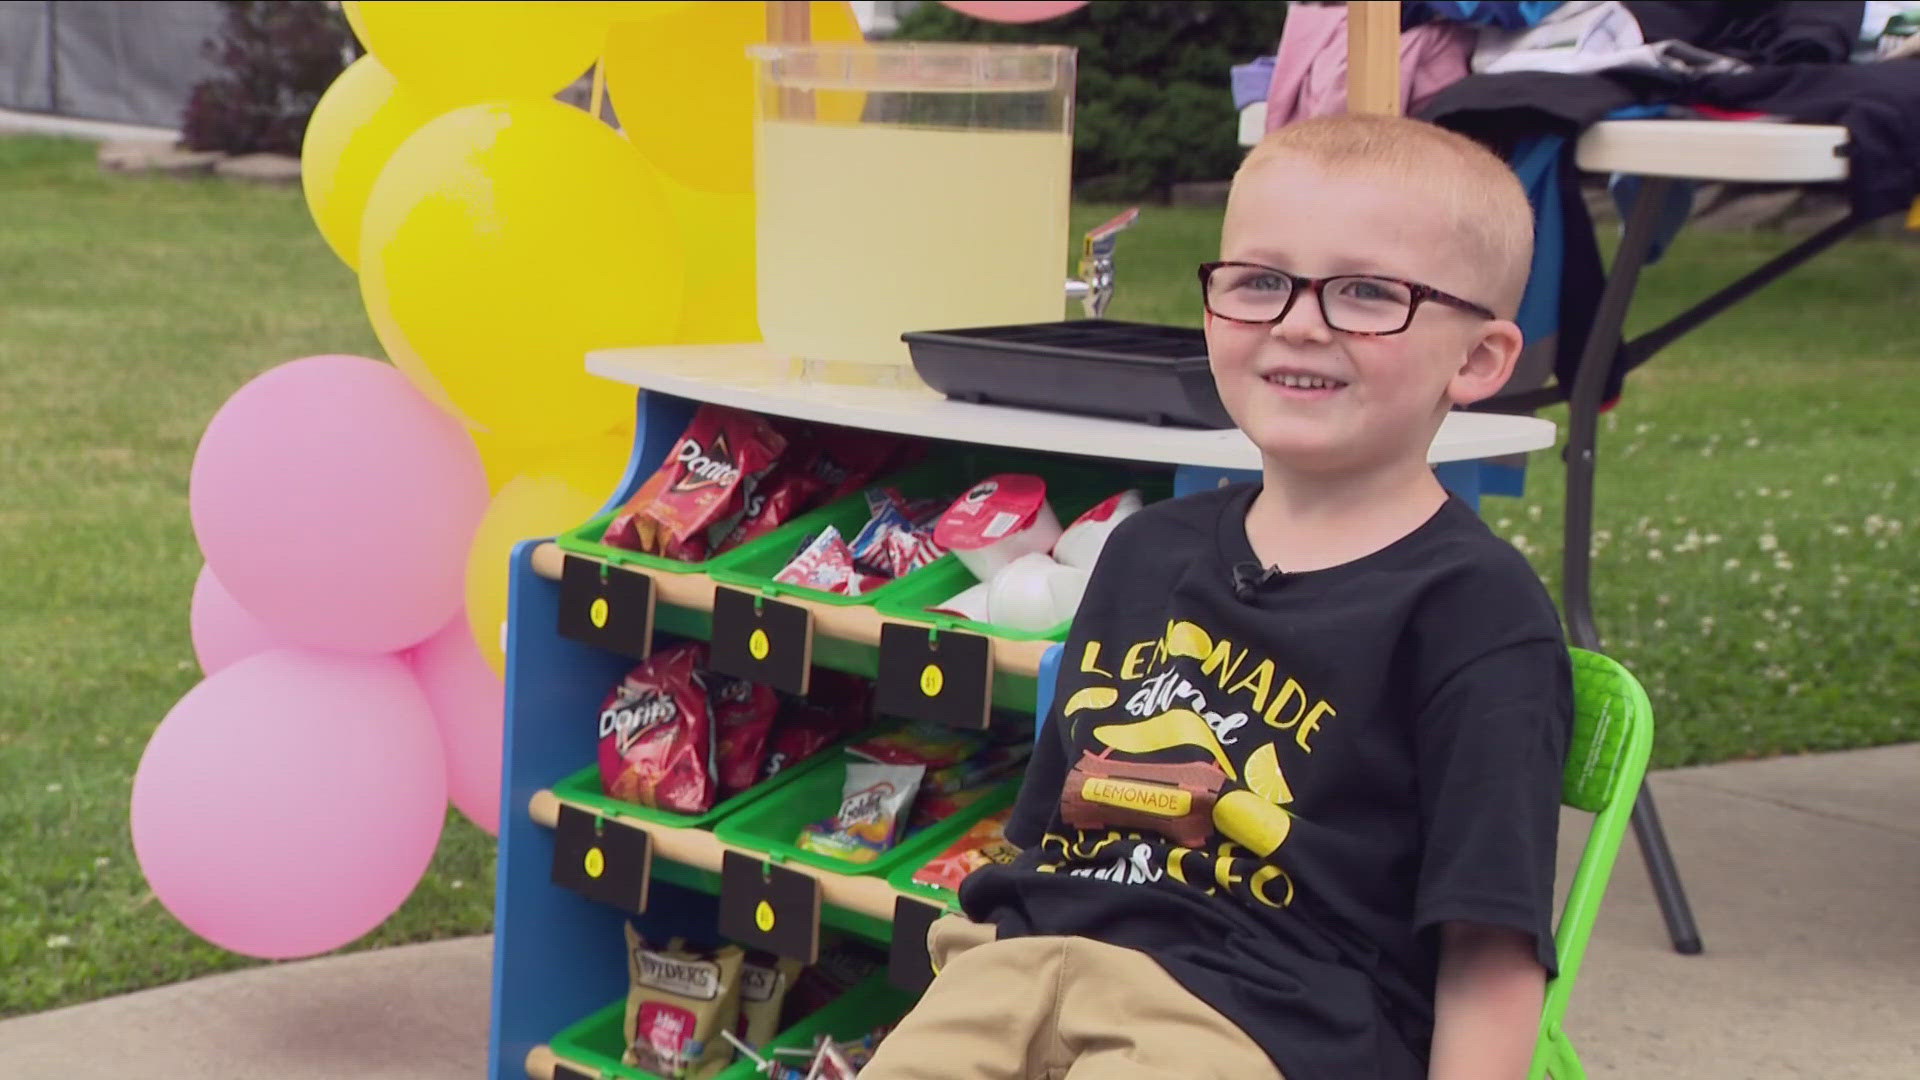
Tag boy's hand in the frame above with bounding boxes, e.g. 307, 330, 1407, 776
1428, 922, 1546, 1080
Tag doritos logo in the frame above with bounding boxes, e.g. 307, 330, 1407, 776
669, 434, 742, 493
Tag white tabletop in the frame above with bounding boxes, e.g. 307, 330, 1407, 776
1238, 103, 1850, 185
587, 343, 1557, 471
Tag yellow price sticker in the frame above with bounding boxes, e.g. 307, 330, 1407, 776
919, 664, 944, 698
748, 628, 770, 661
584, 847, 605, 879
754, 900, 775, 932
589, 597, 609, 629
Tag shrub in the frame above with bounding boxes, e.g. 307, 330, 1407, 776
180, 0, 355, 156
892, 0, 1288, 200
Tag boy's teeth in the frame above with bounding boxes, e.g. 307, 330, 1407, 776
1272, 373, 1338, 389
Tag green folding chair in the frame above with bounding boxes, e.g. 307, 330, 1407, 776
1530, 648, 1656, 1080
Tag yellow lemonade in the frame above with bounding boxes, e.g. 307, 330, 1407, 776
755, 119, 1071, 383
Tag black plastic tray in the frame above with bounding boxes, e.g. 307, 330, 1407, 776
902, 319, 1233, 429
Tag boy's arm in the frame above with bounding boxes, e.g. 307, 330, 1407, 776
1427, 922, 1546, 1080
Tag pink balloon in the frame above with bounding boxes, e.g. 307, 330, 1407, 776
940, 0, 1088, 22
189, 355, 487, 655
188, 564, 283, 676
131, 649, 449, 960
408, 614, 505, 836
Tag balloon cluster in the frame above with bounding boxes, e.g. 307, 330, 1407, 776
134, 0, 1079, 962
133, 0, 862, 962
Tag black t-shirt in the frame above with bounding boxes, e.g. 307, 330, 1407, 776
959, 483, 1571, 1080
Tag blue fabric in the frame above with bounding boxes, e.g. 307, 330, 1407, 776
1231, 57, 1277, 111
1405, 1, 1564, 30
1509, 136, 1566, 349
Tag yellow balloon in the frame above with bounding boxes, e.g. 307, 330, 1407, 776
604, 1, 865, 195
465, 474, 610, 674
359, 98, 685, 445
341, 0, 370, 47
660, 174, 760, 344
301, 56, 437, 271
473, 423, 637, 500
352, 1, 617, 108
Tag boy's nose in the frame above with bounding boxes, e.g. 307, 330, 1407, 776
1270, 286, 1334, 345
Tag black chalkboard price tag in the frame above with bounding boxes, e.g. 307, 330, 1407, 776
708, 586, 812, 695
718, 850, 821, 963
550, 804, 652, 914
887, 894, 947, 993
876, 622, 993, 728
557, 556, 655, 660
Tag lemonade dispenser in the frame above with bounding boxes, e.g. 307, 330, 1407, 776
749, 42, 1076, 385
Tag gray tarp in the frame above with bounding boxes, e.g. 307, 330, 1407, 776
0, 1, 222, 128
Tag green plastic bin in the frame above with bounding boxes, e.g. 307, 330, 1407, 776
713, 752, 1020, 879
548, 738, 846, 833
873, 475, 1174, 643
547, 969, 917, 1080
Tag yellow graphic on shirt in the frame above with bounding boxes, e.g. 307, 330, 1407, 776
1041, 618, 1338, 909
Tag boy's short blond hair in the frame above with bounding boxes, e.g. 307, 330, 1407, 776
1235, 115, 1534, 318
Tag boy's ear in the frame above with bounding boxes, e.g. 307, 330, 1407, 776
1448, 319, 1524, 407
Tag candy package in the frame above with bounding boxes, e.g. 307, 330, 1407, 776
847, 719, 989, 771
603, 406, 787, 559
710, 674, 780, 799
735, 950, 805, 1052
910, 809, 1019, 893
772, 526, 884, 596
623, 927, 746, 1079
597, 643, 717, 814
795, 761, 926, 864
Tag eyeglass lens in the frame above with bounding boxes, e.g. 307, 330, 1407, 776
1206, 265, 1415, 333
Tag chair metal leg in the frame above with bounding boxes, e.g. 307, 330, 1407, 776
1629, 783, 1703, 954
1561, 173, 1705, 954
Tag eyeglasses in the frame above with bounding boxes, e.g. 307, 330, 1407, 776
1197, 261, 1495, 336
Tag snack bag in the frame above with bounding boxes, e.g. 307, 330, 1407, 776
623, 927, 746, 1079
597, 643, 717, 814
757, 703, 843, 784
603, 405, 787, 558
808, 427, 917, 500
710, 674, 780, 799
795, 761, 926, 864
736, 950, 805, 1051
779, 939, 888, 1029
910, 809, 1019, 892
714, 464, 826, 555
772, 527, 884, 596
921, 739, 1032, 797
847, 719, 989, 771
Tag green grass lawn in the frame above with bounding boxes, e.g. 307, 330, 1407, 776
1, 134, 1914, 1016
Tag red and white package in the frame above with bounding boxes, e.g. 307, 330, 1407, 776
1052, 489, 1144, 571
910, 810, 1019, 892
601, 405, 787, 559
933, 474, 1062, 581
758, 702, 848, 784
596, 643, 717, 814
772, 527, 886, 596
710, 674, 780, 798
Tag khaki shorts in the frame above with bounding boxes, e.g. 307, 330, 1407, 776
860, 915, 1285, 1080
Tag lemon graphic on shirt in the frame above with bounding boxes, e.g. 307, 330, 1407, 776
1063, 686, 1119, 716
1093, 709, 1236, 780
1164, 621, 1212, 660
1243, 742, 1294, 805
1213, 790, 1293, 857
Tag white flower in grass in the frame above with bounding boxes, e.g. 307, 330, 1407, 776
1700, 615, 1716, 634
1758, 534, 1778, 552
1700, 446, 1714, 457
93, 857, 109, 869
1788, 605, 1803, 616
1653, 618, 1667, 630
1757, 486, 1772, 497
1705, 533, 1722, 545
1749, 571, 1764, 585
1635, 422, 1651, 434
1527, 504, 1542, 521
1775, 558, 1794, 572
1646, 527, 1663, 542
1724, 558, 1742, 571
1831, 525, 1853, 537
45, 783, 61, 794
1657, 594, 1671, 606
1744, 436, 1760, 448
1770, 583, 1788, 599
1788, 682, 1806, 696
46, 935, 71, 950
1753, 640, 1770, 652
1835, 574, 1851, 587
1761, 609, 1777, 622
1764, 664, 1788, 680
1876, 540, 1889, 551
1822, 474, 1840, 487
1497, 517, 1512, 530
451, 880, 466, 890
1648, 548, 1665, 562
1864, 514, 1887, 533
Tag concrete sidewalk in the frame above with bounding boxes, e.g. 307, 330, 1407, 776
3, 744, 1915, 1079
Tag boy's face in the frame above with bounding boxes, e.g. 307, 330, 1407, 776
1205, 155, 1521, 477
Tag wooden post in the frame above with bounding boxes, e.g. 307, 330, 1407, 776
1346, 1, 1402, 116
767, 1, 814, 119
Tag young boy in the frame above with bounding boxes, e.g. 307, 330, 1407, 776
862, 114, 1571, 1080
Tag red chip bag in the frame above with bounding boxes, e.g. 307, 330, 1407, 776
602, 405, 787, 559
807, 668, 875, 733
714, 463, 825, 555
597, 643, 717, 814
758, 702, 843, 784
710, 674, 780, 798
808, 427, 914, 501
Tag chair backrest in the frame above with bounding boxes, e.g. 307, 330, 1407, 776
1533, 648, 1656, 1079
